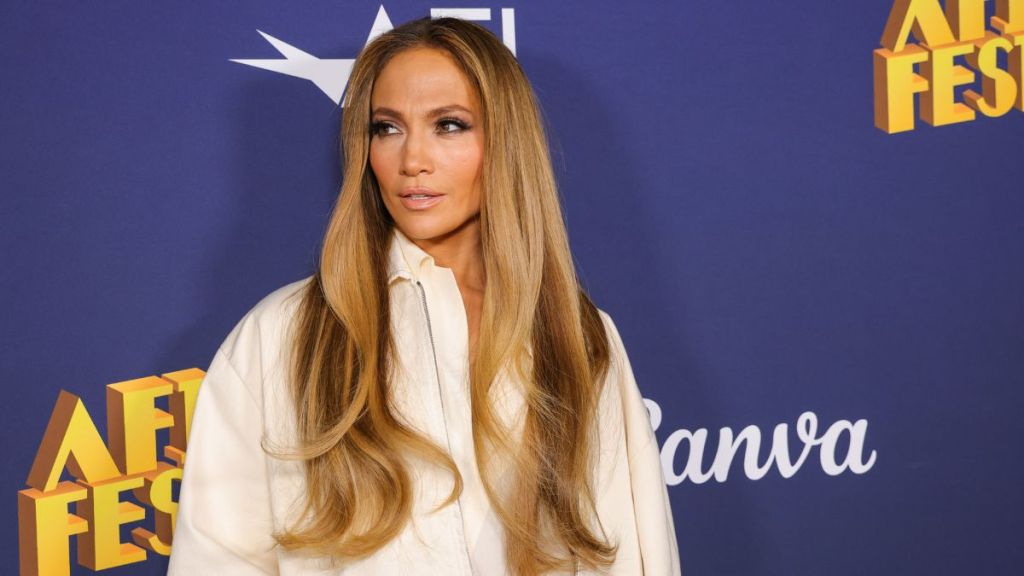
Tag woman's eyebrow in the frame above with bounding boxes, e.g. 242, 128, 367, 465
425, 105, 473, 118
371, 104, 474, 119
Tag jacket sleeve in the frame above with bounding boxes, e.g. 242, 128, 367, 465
167, 347, 279, 575
601, 311, 682, 576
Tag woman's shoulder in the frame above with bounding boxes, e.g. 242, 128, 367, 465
212, 275, 314, 386
246, 275, 313, 326
595, 307, 628, 364
595, 308, 615, 332
593, 307, 646, 419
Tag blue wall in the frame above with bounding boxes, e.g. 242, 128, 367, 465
4, 1, 1023, 574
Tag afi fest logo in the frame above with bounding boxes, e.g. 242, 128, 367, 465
874, 0, 1024, 133
231, 5, 518, 104
18, 369, 203, 576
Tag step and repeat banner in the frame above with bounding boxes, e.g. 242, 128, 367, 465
4, 1, 1022, 574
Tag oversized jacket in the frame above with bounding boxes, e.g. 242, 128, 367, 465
167, 228, 681, 575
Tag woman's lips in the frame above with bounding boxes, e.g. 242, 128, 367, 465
399, 190, 444, 211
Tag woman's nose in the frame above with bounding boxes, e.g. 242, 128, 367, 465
400, 131, 433, 176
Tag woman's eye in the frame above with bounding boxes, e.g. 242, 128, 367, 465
371, 121, 398, 137
437, 118, 469, 134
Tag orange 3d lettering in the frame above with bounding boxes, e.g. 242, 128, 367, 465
18, 368, 203, 576
874, 0, 1024, 132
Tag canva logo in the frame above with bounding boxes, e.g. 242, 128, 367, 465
231, 5, 518, 104
644, 399, 878, 485
874, 0, 1024, 133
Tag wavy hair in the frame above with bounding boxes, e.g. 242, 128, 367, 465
277, 16, 615, 575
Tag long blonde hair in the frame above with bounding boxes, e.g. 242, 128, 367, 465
278, 17, 615, 574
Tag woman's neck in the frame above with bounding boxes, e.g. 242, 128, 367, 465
410, 217, 485, 292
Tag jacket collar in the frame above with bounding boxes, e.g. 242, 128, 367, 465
387, 227, 436, 285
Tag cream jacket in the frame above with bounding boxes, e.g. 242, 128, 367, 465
168, 229, 681, 575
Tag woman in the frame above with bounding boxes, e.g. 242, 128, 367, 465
168, 16, 680, 576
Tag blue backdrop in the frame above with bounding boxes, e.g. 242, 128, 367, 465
4, 1, 1023, 574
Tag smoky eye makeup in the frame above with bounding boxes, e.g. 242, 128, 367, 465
437, 117, 471, 133
370, 120, 398, 137
369, 115, 473, 137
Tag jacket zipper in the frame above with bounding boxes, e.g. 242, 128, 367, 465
416, 280, 474, 575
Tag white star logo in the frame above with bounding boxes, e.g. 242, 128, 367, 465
231, 5, 516, 105
229, 5, 395, 104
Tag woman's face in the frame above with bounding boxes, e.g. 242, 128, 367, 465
369, 47, 485, 245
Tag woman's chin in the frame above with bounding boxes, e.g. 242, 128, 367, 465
394, 216, 479, 245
